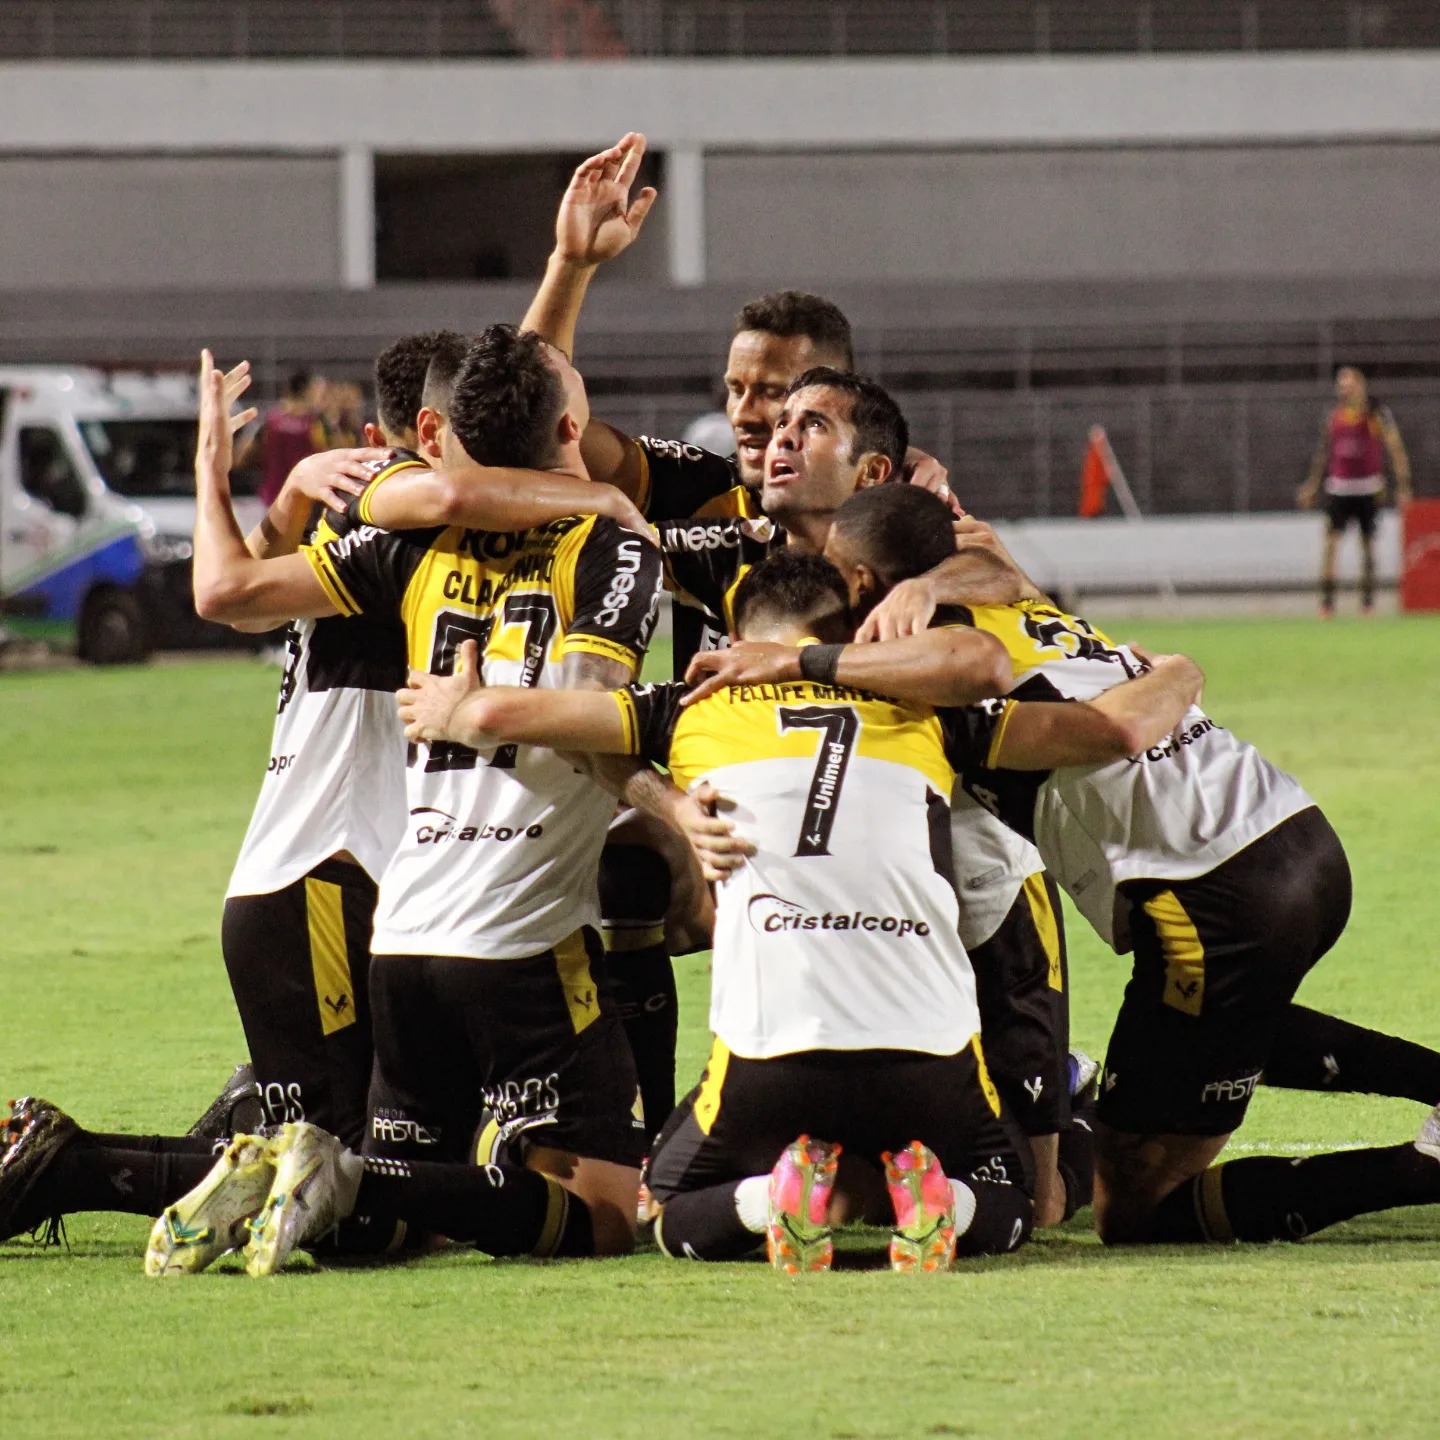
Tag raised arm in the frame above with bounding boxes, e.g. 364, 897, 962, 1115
521, 133, 658, 504
987, 653, 1205, 769
683, 627, 1012, 708
192, 351, 341, 628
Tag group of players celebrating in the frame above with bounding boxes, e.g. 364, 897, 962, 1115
6, 134, 1440, 1276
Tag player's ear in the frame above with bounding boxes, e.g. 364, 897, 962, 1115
415, 407, 444, 461
853, 562, 882, 611
557, 410, 584, 445
854, 452, 893, 489
363, 422, 386, 447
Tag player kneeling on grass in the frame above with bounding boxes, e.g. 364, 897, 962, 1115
398, 551, 1203, 1272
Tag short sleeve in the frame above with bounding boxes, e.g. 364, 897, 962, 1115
301, 522, 419, 619
562, 517, 664, 671
613, 682, 689, 766
929, 603, 977, 631
938, 699, 1016, 771
349, 450, 430, 529
634, 436, 739, 522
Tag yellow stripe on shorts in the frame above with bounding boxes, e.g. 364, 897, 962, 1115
970, 1035, 1002, 1118
1022, 873, 1064, 992
694, 1038, 731, 1136
1144, 889, 1206, 1017
554, 929, 600, 1035
305, 877, 355, 1036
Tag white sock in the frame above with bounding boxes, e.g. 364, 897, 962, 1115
950, 1179, 978, 1236
335, 1147, 365, 1217
734, 1175, 771, 1233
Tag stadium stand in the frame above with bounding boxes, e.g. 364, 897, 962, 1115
6, 0, 1440, 59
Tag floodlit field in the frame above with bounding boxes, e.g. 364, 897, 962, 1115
3, 613, 1439, 1440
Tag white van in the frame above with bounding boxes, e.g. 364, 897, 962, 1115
0, 366, 261, 663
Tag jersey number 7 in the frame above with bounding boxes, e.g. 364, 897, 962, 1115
778, 705, 859, 858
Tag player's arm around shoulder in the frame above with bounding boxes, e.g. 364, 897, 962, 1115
989, 651, 1205, 769
397, 640, 633, 753
682, 627, 1011, 708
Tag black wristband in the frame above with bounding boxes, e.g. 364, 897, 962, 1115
798, 643, 844, 686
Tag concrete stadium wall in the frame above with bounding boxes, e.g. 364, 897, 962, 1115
4, 54, 1440, 288
995, 510, 1400, 595
0, 156, 339, 289
704, 142, 1440, 285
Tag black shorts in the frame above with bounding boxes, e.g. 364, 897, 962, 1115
1325, 492, 1379, 538
365, 928, 646, 1171
646, 1037, 1033, 1204
1097, 807, 1352, 1137
969, 872, 1070, 1136
221, 858, 376, 1148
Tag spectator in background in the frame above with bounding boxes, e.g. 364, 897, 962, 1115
1298, 366, 1412, 617
322, 380, 366, 450
236, 370, 327, 505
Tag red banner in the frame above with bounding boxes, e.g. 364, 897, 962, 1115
1078, 435, 1110, 518
1402, 500, 1440, 612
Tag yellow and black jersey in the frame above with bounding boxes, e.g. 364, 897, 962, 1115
654, 514, 784, 650
631, 435, 743, 523
227, 452, 418, 901
607, 676, 984, 1060
301, 469, 664, 963
931, 600, 1313, 952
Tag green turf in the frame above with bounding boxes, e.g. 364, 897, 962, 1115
3, 614, 1440, 1439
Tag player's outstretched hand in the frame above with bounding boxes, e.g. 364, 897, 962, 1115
195, 349, 257, 482
397, 638, 483, 744
683, 641, 801, 704
904, 447, 963, 516
283, 448, 391, 513
555, 132, 658, 268
680, 781, 755, 883
855, 575, 938, 643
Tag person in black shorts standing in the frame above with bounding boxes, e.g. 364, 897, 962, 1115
1298, 365, 1412, 617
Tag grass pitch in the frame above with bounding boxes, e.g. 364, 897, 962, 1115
2, 612, 1440, 1440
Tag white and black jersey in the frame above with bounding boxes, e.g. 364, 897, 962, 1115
937, 601, 1314, 952
226, 454, 422, 899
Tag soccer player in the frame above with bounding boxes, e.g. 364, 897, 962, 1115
1297, 365, 1412, 617
733, 483, 1440, 1246
145, 325, 664, 1275
394, 551, 1206, 1270
0, 331, 665, 1253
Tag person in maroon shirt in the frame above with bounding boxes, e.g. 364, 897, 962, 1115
238, 370, 328, 506
1298, 366, 1412, 617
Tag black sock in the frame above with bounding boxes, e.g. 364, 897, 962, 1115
1149, 1144, 1440, 1243
1057, 1092, 1097, 1220
1322, 575, 1336, 610
599, 843, 678, 1141
352, 1157, 594, 1258
954, 1180, 1033, 1257
1266, 1004, 1440, 1104
653, 1182, 762, 1261
1361, 551, 1376, 608
44, 1137, 221, 1220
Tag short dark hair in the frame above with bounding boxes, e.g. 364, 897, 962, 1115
785, 367, 909, 475
831, 485, 957, 587
447, 325, 566, 469
419, 331, 472, 419
734, 291, 855, 370
286, 369, 314, 400
373, 330, 465, 435
731, 550, 850, 637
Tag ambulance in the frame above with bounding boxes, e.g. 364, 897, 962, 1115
0, 366, 261, 663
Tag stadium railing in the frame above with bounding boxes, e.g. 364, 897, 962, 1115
5, 0, 1440, 59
